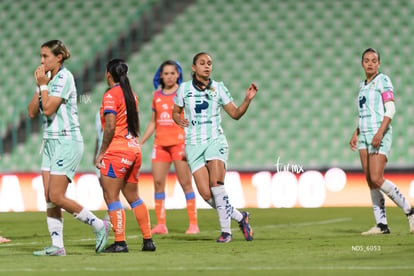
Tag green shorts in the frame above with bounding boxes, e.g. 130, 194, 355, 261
41, 139, 84, 182
358, 128, 392, 159
185, 136, 229, 173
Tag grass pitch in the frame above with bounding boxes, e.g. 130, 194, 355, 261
1, 207, 414, 275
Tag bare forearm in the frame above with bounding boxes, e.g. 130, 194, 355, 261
377, 117, 391, 135
27, 92, 40, 118
99, 128, 114, 155
140, 121, 155, 144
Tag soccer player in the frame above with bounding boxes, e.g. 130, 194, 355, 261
95, 59, 156, 252
27, 40, 109, 256
172, 52, 257, 242
140, 60, 199, 235
349, 48, 414, 235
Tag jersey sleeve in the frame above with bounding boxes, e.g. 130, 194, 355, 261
50, 70, 71, 100
102, 90, 118, 115
218, 82, 233, 105
174, 84, 185, 107
152, 92, 157, 112
380, 74, 394, 102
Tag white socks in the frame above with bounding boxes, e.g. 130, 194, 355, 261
370, 189, 387, 225
380, 179, 412, 214
211, 185, 244, 234
75, 208, 104, 232
211, 186, 231, 234
47, 217, 64, 248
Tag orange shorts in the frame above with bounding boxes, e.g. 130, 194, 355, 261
152, 144, 186, 162
100, 149, 142, 183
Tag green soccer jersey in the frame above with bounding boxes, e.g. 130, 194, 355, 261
358, 73, 394, 133
175, 80, 233, 144
41, 67, 83, 141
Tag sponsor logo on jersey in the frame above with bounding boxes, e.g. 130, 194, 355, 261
121, 158, 133, 166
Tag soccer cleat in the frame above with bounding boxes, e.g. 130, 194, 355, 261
239, 211, 253, 241
151, 224, 168, 235
104, 242, 129, 253
216, 232, 232, 243
185, 224, 200, 234
95, 220, 110, 253
33, 245, 66, 256
361, 223, 391, 235
142, 238, 156, 251
407, 208, 414, 233
0, 236, 10, 243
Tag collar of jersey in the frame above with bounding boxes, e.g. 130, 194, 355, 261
192, 79, 212, 91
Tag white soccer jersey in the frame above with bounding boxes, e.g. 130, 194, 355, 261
41, 67, 83, 141
358, 73, 394, 133
174, 80, 233, 144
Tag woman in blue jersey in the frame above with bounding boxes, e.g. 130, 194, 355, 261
27, 40, 109, 256
172, 52, 257, 243
349, 48, 414, 235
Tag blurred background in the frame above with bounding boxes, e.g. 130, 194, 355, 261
1, 0, 413, 174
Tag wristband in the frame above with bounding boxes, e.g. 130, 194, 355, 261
35, 86, 40, 93
39, 85, 48, 91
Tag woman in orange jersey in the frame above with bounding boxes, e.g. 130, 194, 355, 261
95, 59, 156, 252
140, 60, 199, 234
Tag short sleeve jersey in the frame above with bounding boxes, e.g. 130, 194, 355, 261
41, 67, 83, 141
152, 89, 185, 146
358, 73, 394, 133
174, 80, 233, 144
100, 84, 139, 151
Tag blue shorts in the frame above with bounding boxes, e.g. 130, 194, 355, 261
41, 139, 84, 182
185, 135, 229, 173
358, 129, 392, 159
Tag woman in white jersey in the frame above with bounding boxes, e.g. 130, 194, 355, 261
349, 48, 414, 235
172, 52, 257, 243
27, 40, 109, 256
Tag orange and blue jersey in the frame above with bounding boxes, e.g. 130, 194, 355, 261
100, 84, 140, 151
99, 84, 141, 181
152, 89, 185, 147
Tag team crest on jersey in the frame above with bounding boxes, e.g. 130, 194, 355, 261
209, 87, 216, 97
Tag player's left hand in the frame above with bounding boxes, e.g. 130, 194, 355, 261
95, 153, 104, 169
371, 132, 383, 148
246, 83, 258, 100
34, 65, 51, 86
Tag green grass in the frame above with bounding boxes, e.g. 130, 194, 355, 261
1, 207, 414, 275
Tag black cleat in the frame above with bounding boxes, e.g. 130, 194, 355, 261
103, 242, 129, 253
142, 238, 156, 252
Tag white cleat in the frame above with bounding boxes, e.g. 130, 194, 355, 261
361, 224, 390, 235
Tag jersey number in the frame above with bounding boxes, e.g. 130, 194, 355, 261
195, 100, 209, 113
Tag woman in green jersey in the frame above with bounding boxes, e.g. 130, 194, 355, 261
172, 52, 257, 243
28, 40, 109, 256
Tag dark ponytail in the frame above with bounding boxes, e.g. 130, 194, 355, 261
106, 59, 139, 137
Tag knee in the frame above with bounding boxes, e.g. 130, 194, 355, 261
153, 179, 165, 190
199, 191, 212, 201
48, 192, 64, 207
369, 175, 384, 188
